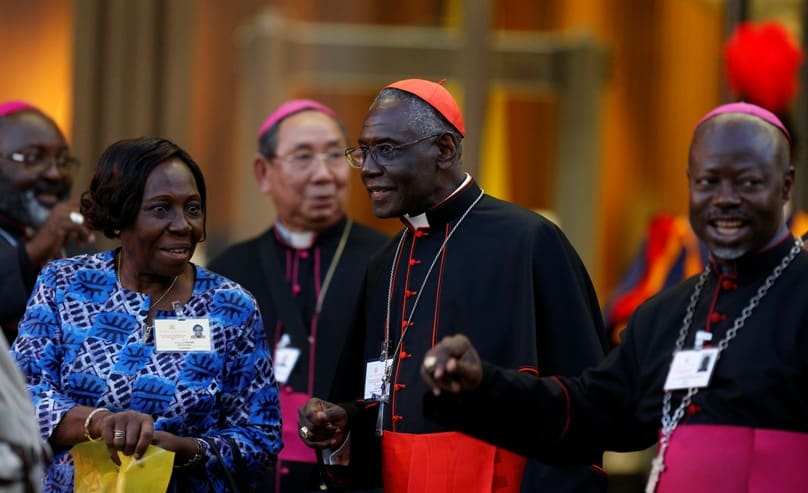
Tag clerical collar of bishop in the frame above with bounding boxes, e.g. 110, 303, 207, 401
401, 173, 472, 230
274, 221, 315, 249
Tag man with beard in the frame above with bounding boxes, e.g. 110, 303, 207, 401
603, 21, 808, 349
421, 102, 808, 493
0, 101, 93, 342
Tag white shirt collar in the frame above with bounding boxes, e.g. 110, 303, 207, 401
402, 173, 472, 229
274, 220, 315, 249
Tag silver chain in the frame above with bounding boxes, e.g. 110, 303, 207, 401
381, 189, 484, 365
657, 237, 804, 465
374, 190, 484, 437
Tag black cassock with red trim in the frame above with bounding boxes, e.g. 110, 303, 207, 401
332, 179, 609, 492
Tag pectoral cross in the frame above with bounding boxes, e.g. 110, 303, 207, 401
374, 382, 387, 437
374, 362, 392, 437
645, 455, 665, 493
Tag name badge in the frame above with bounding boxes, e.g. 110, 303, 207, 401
154, 318, 212, 352
364, 358, 394, 400
273, 346, 301, 384
663, 348, 719, 390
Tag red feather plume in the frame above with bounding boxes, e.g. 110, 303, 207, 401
725, 21, 803, 114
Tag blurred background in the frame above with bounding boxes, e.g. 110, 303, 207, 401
2, 0, 805, 490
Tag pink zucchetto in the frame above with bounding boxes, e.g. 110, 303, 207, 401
257, 99, 338, 139
0, 100, 39, 118
696, 101, 791, 143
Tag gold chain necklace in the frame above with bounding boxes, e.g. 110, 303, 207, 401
116, 251, 179, 309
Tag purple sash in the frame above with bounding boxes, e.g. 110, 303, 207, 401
278, 390, 317, 464
659, 424, 808, 492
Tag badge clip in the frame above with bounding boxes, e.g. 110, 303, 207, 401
172, 301, 185, 321
694, 330, 712, 350
380, 339, 390, 362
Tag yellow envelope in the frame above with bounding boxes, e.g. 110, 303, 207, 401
71, 440, 175, 493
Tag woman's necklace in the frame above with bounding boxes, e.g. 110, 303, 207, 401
117, 251, 179, 339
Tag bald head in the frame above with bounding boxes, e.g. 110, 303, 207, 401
688, 111, 794, 261
0, 108, 72, 227
690, 112, 790, 173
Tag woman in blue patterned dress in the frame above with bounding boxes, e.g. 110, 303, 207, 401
11, 137, 282, 492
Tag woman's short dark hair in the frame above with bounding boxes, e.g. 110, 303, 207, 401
80, 137, 206, 239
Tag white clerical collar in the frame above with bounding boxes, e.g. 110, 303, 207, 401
274, 220, 315, 249
402, 173, 472, 229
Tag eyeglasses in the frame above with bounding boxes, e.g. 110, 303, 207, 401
0, 149, 79, 173
345, 133, 441, 169
269, 149, 346, 174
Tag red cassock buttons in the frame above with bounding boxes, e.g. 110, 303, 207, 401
394, 384, 407, 391
409, 258, 421, 266
405, 289, 417, 298
709, 312, 724, 323
721, 279, 736, 290
414, 230, 426, 238
299, 251, 309, 259
292, 284, 302, 295
393, 415, 403, 423
399, 351, 412, 360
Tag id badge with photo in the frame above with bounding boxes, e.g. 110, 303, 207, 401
273, 346, 301, 384
364, 358, 394, 401
663, 348, 719, 390
154, 318, 212, 352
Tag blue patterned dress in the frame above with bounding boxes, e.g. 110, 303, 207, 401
11, 250, 282, 492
